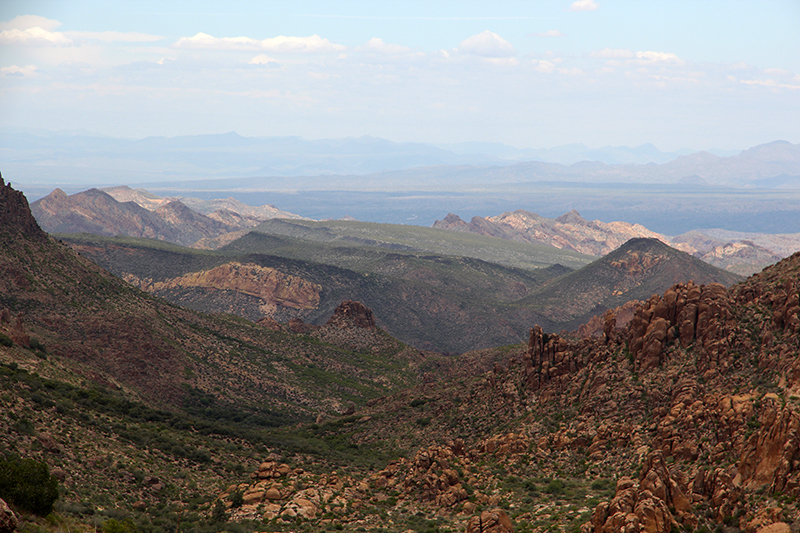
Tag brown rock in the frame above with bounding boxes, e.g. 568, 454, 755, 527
264, 487, 282, 500
326, 300, 376, 329
739, 404, 800, 493
147, 262, 321, 310
465, 509, 514, 533
256, 316, 282, 331
288, 318, 311, 334
757, 524, 790, 533
589, 452, 686, 533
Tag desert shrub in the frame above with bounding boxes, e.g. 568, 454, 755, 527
102, 518, 137, 533
29, 337, 46, 352
0, 457, 59, 515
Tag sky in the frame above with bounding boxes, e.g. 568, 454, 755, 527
1, 0, 799, 152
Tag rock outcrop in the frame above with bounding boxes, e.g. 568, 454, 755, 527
433, 209, 664, 256
626, 281, 733, 373
0, 173, 47, 242
326, 300, 376, 329
129, 262, 321, 312
466, 509, 514, 533
589, 452, 691, 533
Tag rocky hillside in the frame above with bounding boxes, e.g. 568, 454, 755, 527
516, 237, 742, 329
671, 230, 784, 276
6, 168, 800, 532
2, 176, 430, 417
102, 185, 304, 221
434, 210, 797, 276
170, 246, 800, 533
60, 231, 570, 353
433, 210, 664, 256
29, 186, 303, 249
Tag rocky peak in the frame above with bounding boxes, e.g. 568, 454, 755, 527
0, 174, 48, 242
432, 213, 468, 230
554, 209, 586, 225
325, 300, 376, 329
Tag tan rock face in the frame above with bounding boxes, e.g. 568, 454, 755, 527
525, 325, 582, 392
738, 399, 800, 493
627, 281, 733, 373
590, 452, 685, 533
133, 262, 321, 311
466, 509, 514, 533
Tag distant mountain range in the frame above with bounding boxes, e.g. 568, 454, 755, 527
3, 129, 785, 191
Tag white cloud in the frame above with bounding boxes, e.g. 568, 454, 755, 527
570, 0, 599, 12
635, 51, 684, 65
0, 15, 61, 31
741, 78, 800, 90
0, 26, 72, 46
530, 30, 563, 38
64, 31, 164, 43
533, 60, 556, 73
1, 64, 38, 77
175, 32, 346, 53
458, 31, 515, 58
249, 54, 280, 66
356, 38, 413, 55
590, 48, 634, 59
764, 68, 791, 76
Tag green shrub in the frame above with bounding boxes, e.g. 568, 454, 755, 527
0, 457, 59, 515
29, 338, 46, 353
102, 518, 137, 533
230, 490, 244, 508
0, 334, 12, 347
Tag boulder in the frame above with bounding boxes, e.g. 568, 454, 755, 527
466, 509, 514, 533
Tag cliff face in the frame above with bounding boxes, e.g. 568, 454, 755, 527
125, 261, 321, 313
0, 174, 48, 242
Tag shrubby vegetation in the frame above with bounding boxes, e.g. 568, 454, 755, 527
0, 456, 59, 515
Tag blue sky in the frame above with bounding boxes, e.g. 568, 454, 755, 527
1, 0, 798, 151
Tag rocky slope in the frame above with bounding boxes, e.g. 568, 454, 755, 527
434, 210, 662, 256
671, 231, 785, 276
102, 185, 304, 221
435, 210, 796, 275
30, 186, 304, 249
61, 232, 570, 353
276, 248, 800, 532
2, 176, 428, 417
124, 261, 322, 315
517, 237, 741, 329
9, 171, 800, 533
